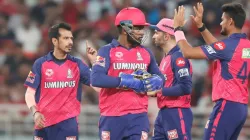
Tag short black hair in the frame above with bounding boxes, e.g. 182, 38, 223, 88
221, 3, 246, 29
48, 22, 71, 41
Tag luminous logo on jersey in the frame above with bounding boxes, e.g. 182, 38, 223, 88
204, 45, 216, 54
176, 58, 185, 67
44, 81, 76, 88
167, 129, 178, 139
214, 42, 226, 50
242, 48, 250, 58
26, 71, 36, 83
141, 131, 148, 140
101, 131, 110, 140
113, 63, 147, 70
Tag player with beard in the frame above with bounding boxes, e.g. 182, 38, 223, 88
91, 7, 164, 140
173, 3, 250, 140
24, 22, 100, 140
150, 18, 193, 140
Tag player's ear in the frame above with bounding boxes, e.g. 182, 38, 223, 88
164, 33, 169, 41
52, 38, 58, 46
229, 18, 234, 26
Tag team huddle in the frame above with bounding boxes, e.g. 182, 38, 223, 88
24, 2, 250, 140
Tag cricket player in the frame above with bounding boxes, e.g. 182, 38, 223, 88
24, 22, 100, 140
149, 18, 193, 140
91, 7, 165, 140
173, 3, 249, 140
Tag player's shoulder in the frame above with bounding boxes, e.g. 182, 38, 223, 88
171, 49, 190, 66
33, 55, 49, 66
67, 54, 83, 63
172, 49, 186, 60
99, 43, 114, 52
212, 36, 241, 51
139, 45, 153, 54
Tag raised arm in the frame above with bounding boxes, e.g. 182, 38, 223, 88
191, 2, 218, 44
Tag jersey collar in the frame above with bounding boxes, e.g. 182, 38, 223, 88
229, 33, 247, 39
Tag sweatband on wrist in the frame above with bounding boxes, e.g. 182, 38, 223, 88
198, 24, 206, 32
174, 31, 186, 43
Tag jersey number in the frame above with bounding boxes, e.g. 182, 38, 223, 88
237, 62, 248, 84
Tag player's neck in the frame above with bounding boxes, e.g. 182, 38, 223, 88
53, 49, 67, 60
162, 42, 176, 54
117, 36, 132, 49
228, 28, 242, 37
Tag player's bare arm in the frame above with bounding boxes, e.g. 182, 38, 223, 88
191, 2, 218, 44
173, 5, 207, 59
25, 87, 45, 128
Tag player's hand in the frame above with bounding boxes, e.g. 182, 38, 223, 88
118, 72, 146, 93
132, 69, 151, 79
143, 74, 163, 94
33, 112, 46, 128
86, 40, 97, 65
173, 5, 187, 28
147, 89, 161, 96
191, 2, 204, 28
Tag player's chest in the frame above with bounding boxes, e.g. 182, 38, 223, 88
109, 48, 150, 70
41, 61, 80, 81
159, 55, 173, 81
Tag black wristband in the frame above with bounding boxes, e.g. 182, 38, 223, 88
174, 26, 184, 32
198, 24, 206, 32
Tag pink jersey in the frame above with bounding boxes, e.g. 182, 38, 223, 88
201, 33, 250, 104
24, 52, 91, 128
91, 39, 164, 116
157, 46, 192, 108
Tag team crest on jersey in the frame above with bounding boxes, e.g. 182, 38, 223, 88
34, 136, 43, 140
101, 131, 110, 140
141, 131, 148, 140
66, 136, 76, 140
115, 52, 123, 60
176, 57, 185, 67
137, 52, 143, 60
45, 69, 54, 77
67, 69, 73, 78
242, 48, 250, 58
167, 129, 178, 139
214, 42, 226, 50
26, 71, 36, 83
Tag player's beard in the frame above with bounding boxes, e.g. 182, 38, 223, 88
220, 27, 229, 36
127, 34, 141, 47
153, 38, 164, 51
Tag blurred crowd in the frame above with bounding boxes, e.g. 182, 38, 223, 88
0, 0, 250, 110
